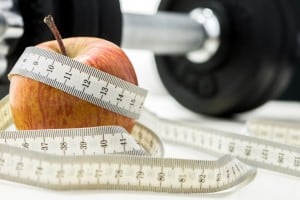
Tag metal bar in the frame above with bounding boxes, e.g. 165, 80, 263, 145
121, 12, 206, 55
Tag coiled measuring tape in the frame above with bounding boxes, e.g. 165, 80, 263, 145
0, 101, 255, 192
139, 112, 300, 177
0, 47, 298, 193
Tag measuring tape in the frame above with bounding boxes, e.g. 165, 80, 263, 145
9, 47, 147, 120
247, 118, 300, 147
139, 111, 300, 177
0, 96, 255, 192
0, 47, 298, 193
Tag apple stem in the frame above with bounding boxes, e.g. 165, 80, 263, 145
43, 15, 67, 56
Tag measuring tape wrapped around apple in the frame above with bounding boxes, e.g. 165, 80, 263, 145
0, 16, 298, 193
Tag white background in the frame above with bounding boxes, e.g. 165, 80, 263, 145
0, 0, 299, 199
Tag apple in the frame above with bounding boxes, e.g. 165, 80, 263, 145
9, 17, 138, 132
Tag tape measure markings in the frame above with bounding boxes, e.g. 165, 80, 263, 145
0, 96, 12, 130
131, 122, 164, 157
164, 122, 300, 177
138, 110, 300, 177
0, 143, 255, 192
9, 47, 147, 119
5, 119, 170, 158
0, 94, 256, 192
247, 118, 300, 147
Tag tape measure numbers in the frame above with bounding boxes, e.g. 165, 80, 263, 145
9, 47, 147, 119
139, 111, 300, 177
0, 47, 298, 193
247, 118, 300, 147
0, 96, 255, 192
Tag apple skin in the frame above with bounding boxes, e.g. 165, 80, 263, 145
9, 37, 138, 132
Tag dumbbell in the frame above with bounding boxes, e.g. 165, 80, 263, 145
0, 0, 299, 116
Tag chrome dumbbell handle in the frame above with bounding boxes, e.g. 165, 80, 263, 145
122, 8, 221, 63
122, 12, 205, 54
0, 4, 221, 79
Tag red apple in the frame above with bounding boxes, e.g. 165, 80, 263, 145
9, 37, 138, 132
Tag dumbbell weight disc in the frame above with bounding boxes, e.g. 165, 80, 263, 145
155, 0, 298, 116
278, 0, 300, 101
233, 0, 298, 112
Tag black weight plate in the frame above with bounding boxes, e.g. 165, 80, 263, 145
278, 0, 300, 101
156, 0, 296, 116
71, 0, 122, 45
233, 0, 298, 112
